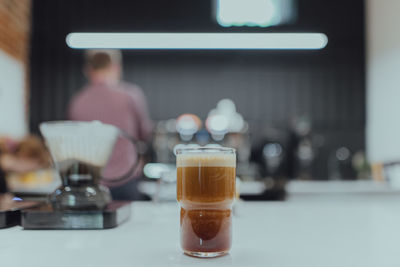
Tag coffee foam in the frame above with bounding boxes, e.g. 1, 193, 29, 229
177, 153, 236, 167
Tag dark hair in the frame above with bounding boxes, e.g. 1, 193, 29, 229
86, 52, 112, 71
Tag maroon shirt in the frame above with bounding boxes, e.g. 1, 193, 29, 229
68, 81, 152, 187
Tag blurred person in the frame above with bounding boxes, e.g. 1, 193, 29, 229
0, 136, 50, 193
68, 50, 153, 200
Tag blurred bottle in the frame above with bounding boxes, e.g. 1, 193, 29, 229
328, 146, 356, 180
290, 115, 315, 180
352, 150, 370, 179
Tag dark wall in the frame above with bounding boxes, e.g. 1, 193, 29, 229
29, 0, 365, 178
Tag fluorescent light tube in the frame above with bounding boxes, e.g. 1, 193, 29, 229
66, 32, 328, 50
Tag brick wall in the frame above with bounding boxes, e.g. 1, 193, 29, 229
0, 0, 31, 64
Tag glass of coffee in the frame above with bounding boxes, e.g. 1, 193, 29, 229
176, 147, 236, 258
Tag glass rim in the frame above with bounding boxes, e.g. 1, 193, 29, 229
175, 146, 235, 155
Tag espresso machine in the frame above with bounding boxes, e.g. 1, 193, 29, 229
21, 121, 134, 229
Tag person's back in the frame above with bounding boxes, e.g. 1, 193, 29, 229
70, 81, 148, 139
68, 50, 152, 196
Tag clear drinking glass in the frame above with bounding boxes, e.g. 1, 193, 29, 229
176, 147, 236, 257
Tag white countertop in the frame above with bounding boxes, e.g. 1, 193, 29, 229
287, 180, 399, 194
2, 196, 400, 267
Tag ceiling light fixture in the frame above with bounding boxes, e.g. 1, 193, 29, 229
66, 32, 328, 50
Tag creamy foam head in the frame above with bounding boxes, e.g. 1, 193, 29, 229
177, 153, 236, 167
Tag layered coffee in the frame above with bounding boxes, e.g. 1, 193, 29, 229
177, 151, 236, 256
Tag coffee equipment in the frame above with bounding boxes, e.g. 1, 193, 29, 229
40, 121, 120, 210
21, 121, 135, 229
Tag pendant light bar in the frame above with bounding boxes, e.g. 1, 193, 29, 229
66, 32, 328, 50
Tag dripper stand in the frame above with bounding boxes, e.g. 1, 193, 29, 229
50, 160, 112, 210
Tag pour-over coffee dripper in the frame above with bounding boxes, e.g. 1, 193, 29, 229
40, 121, 136, 210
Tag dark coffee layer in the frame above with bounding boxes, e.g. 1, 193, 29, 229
180, 208, 232, 253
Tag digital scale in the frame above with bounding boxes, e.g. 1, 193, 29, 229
21, 201, 131, 229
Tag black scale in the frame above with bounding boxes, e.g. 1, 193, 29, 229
0, 198, 131, 229
21, 201, 131, 229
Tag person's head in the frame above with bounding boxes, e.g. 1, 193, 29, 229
84, 50, 122, 85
